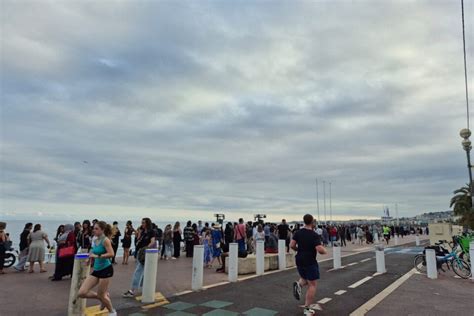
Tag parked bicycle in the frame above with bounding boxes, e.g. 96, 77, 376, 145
413, 239, 471, 279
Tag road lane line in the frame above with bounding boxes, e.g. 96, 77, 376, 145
334, 290, 347, 295
347, 262, 358, 266
349, 268, 417, 316
317, 298, 332, 304
360, 258, 371, 263
348, 276, 373, 288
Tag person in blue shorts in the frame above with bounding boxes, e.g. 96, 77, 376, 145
290, 214, 327, 315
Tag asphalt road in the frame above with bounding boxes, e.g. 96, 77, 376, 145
121, 242, 424, 315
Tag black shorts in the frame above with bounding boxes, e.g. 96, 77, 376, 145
91, 265, 114, 279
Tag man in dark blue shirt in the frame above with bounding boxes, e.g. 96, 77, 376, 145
290, 214, 327, 314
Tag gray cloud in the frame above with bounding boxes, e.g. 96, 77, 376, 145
1, 0, 473, 221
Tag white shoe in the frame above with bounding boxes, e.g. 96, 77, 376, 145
109, 310, 117, 316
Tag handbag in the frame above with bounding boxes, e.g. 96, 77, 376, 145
58, 245, 75, 258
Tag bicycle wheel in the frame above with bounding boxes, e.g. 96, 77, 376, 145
414, 254, 427, 273
451, 258, 471, 279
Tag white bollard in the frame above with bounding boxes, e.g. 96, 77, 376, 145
333, 245, 342, 269
415, 235, 420, 246
470, 241, 474, 281
278, 239, 286, 270
68, 253, 90, 316
191, 245, 204, 291
142, 248, 159, 303
375, 248, 386, 273
228, 243, 238, 282
426, 249, 437, 279
394, 235, 399, 246
256, 240, 264, 275
373, 232, 379, 244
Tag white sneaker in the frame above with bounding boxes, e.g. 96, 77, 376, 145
108, 310, 117, 316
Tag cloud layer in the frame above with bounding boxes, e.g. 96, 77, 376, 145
1, 0, 473, 222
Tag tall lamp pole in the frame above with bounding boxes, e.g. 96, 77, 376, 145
459, 0, 473, 207
329, 182, 332, 223
316, 178, 320, 222
323, 181, 327, 223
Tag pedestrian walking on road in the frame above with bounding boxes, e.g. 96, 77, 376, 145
14, 223, 33, 272
111, 222, 121, 264
290, 214, 327, 315
121, 220, 134, 265
123, 218, 156, 298
78, 221, 117, 315
172, 221, 182, 259
27, 224, 51, 273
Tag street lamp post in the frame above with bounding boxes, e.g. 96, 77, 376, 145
460, 128, 474, 206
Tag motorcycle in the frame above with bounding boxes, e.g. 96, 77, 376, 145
3, 241, 17, 268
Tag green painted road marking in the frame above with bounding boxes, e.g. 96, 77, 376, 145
164, 301, 196, 311
243, 307, 278, 316
166, 311, 196, 316
202, 309, 239, 316
200, 300, 234, 309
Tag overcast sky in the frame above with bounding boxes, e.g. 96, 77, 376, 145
1, 0, 473, 223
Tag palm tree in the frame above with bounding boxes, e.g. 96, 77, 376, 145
450, 183, 474, 229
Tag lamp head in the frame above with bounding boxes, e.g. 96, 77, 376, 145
462, 138, 472, 150
460, 128, 471, 139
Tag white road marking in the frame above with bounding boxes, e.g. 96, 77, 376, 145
349, 268, 417, 316
334, 290, 347, 295
317, 297, 332, 304
327, 266, 346, 272
348, 276, 373, 288
347, 262, 358, 266
360, 258, 371, 263
372, 272, 384, 277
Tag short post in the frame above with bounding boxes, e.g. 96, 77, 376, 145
415, 235, 420, 246
375, 245, 386, 273
228, 243, 238, 282
394, 234, 399, 246
425, 249, 437, 279
278, 239, 286, 270
333, 245, 342, 269
470, 241, 474, 281
256, 240, 264, 275
68, 253, 90, 316
142, 248, 159, 303
191, 245, 204, 291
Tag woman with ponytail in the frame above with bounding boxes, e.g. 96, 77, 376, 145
78, 221, 116, 315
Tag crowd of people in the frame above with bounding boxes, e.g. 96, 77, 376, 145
0, 217, 428, 315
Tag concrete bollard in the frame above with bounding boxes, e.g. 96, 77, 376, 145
470, 241, 474, 281
375, 246, 386, 273
415, 235, 420, 246
191, 245, 204, 291
228, 243, 238, 282
68, 253, 90, 316
394, 235, 399, 246
425, 249, 437, 279
256, 240, 264, 276
278, 239, 286, 270
373, 232, 379, 244
142, 248, 159, 303
333, 245, 342, 269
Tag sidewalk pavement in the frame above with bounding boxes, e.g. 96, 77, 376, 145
0, 234, 426, 315
367, 270, 474, 316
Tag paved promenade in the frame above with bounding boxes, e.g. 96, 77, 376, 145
1, 234, 453, 315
